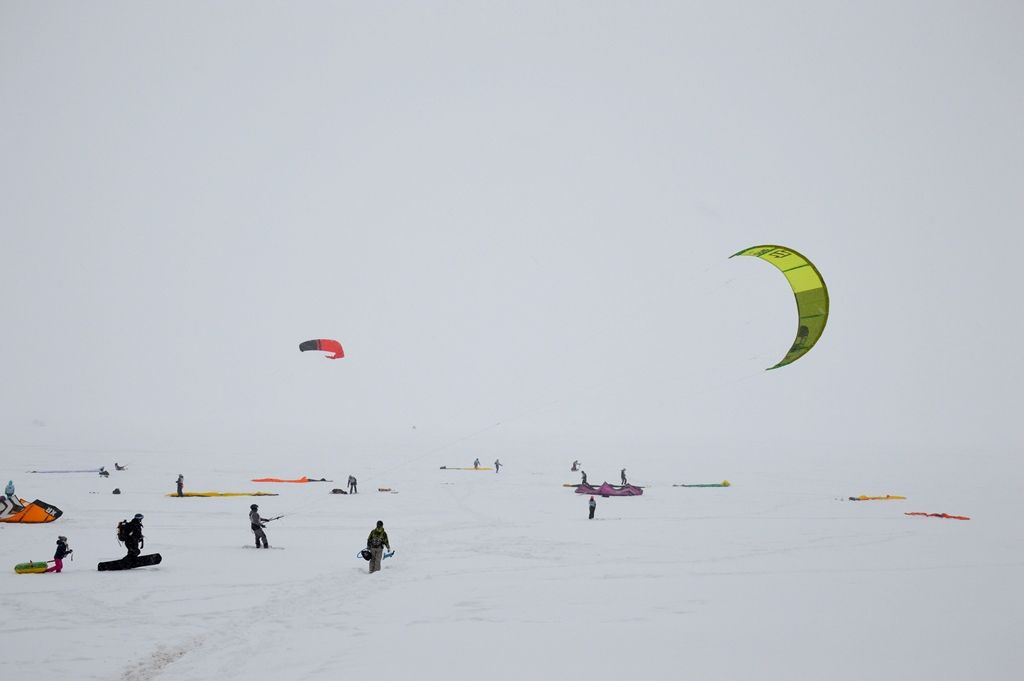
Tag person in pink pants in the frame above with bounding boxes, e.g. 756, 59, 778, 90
46, 536, 71, 572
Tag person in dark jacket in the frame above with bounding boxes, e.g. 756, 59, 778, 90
46, 535, 72, 572
620, 468, 627, 485
124, 514, 144, 558
588, 496, 596, 519
494, 459, 501, 473
348, 475, 357, 494
250, 504, 270, 548
176, 474, 184, 497
366, 520, 391, 574
580, 470, 588, 486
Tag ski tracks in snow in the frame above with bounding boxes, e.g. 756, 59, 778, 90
120, 636, 202, 681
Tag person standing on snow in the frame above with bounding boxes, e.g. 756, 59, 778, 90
588, 496, 596, 519
250, 504, 271, 548
473, 458, 481, 469
176, 474, 184, 497
620, 468, 627, 485
348, 475, 358, 494
46, 536, 72, 572
494, 459, 501, 473
366, 520, 391, 574
124, 514, 144, 558
580, 470, 588, 486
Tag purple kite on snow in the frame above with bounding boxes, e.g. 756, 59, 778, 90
575, 482, 643, 497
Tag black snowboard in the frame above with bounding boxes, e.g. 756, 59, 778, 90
97, 553, 162, 571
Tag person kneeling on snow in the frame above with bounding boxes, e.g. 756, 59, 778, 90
4, 480, 23, 512
250, 504, 271, 548
46, 535, 72, 572
366, 520, 391, 574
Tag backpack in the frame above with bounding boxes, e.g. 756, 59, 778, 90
117, 520, 129, 542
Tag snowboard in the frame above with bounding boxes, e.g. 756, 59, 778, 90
357, 549, 395, 561
97, 553, 162, 571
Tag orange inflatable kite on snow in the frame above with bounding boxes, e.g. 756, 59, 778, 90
0, 499, 63, 523
849, 495, 906, 501
250, 477, 331, 483
252, 477, 312, 483
905, 512, 970, 520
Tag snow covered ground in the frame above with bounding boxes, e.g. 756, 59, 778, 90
3, 2, 1022, 679
3, 444, 1020, 681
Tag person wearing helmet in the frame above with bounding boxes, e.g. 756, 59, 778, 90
176, 474, 184, 497
124, 514, 144, 558
588, 496, 597, 519
249, 504, 270, 548
366, 520, 391, 573
46, 535, 72, 572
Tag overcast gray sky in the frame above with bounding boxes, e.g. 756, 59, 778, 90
2, 2, 1021, 467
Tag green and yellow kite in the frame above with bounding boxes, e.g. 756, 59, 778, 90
731, 245, 829, 370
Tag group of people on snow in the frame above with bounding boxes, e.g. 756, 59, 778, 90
575, 466, 628, 486
31, 456, 641, 575
35, 504, 393, 576
247, 504, 391, 574
571, 462, 631, 519
469, 458, 502, 472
